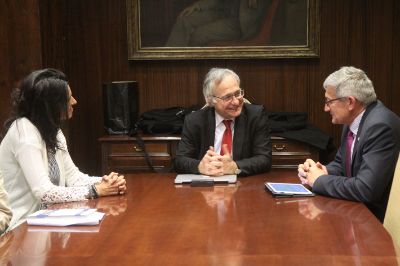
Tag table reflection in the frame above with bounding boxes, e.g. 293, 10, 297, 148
200, 185, 245, 266
0, 230, 51, 266
0, 196, 128, 265
298, 197, 374, 222
201, 185, 238, 224
46, 195, 127, 217
298, 197, 395, 258
0, 232, 14, 265
96, 195, 127, 216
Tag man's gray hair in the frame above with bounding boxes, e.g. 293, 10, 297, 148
323, 66, 377, 105
203, 68, 240, 105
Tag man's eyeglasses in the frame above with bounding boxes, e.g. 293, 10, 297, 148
213, 89, 244, 102
324, 97, 346, 106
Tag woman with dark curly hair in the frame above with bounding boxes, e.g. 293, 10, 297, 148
0, 68, 126, 230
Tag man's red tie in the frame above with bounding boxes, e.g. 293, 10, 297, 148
345, 130, 354, 177
221, 120, 232, 155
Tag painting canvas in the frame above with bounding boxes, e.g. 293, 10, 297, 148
127, 0, 320, 59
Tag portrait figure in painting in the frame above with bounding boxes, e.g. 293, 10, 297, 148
139, 0, 308, 48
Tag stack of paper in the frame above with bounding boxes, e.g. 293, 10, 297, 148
27, 208, 105, 226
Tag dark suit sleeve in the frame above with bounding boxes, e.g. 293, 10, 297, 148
326, 152, 345, 176
235, 107, 272, 176
313, 123, 398, 204
173, 115, 201, 174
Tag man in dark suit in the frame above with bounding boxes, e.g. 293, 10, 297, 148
298, 66, 400, 222
174, 68, 271, 176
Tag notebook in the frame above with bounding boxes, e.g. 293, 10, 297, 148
265, 182, 314, 197
174, 174, 237, 185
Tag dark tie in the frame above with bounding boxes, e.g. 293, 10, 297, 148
345, 130, 354, 177
48, 150, 60, 185
221, 120, 232, 156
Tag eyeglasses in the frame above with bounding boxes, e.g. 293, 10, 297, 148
213, 89, 244, 103
324, 97, 346, 106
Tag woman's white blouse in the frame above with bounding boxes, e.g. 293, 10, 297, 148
0, 118, 101, 230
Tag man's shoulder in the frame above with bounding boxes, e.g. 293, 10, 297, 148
361, 101, 400, 136
366, 101, 399, 124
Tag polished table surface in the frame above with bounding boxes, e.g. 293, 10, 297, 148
0, 170, 399, 265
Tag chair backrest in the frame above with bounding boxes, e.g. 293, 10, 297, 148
384, 153, 400, 248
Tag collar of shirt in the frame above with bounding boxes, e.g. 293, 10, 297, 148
348, 109, 365, 159
349, 109, 365, 136
215, 112, 235, 129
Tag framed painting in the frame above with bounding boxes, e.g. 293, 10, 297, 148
127, 0, 320, 60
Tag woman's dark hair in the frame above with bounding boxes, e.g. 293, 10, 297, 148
2, 68, 69, 152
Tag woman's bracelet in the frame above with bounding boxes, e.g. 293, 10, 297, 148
92, 183, 99, 197
88, 184, 99, 199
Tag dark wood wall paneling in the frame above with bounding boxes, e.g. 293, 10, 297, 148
1, 0, 400, 175
0, 0, 42, 127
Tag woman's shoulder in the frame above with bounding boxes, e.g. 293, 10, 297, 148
7, 118, 42, 143
9, 118, 37, 133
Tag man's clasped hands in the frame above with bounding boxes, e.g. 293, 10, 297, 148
198, 145, 239, 176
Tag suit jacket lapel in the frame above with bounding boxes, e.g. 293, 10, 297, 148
351, 101, 377, 164
349, 101, 378, 176
341, 126, 349, 173
205, 108, 216, 150
233, 109, 246, 160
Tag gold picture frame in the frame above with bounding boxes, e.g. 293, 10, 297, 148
127, 0, 320, 60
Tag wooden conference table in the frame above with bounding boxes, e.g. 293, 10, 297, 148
0, 170, 399, 265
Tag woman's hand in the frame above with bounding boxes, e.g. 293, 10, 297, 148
95, 172, 127, 197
